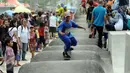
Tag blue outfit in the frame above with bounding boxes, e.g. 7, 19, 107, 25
57, 20, 78, 52
92, 5, 107, 26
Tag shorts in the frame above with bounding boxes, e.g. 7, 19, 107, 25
40, 36, 46, 45
16, 54, 20, 61
49, 27, 56, 33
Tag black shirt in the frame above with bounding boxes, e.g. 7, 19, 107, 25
87, 6, 94, 21
0, 26, 8, 41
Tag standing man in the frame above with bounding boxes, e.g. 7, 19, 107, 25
18, 19, 30, 61
57, 11, 86, 58
92, 0, 107, 48
49, 13, 57, 39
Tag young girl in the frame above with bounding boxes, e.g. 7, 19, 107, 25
44, 22, 49, 44
34, 25, 40, 52
29, 26, 36, 58
5, 37, 15, 73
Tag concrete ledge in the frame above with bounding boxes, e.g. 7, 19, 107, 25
125, 32, 130, 73
108, 31, 128, 73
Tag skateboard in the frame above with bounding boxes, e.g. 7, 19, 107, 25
63, 51, 72, 60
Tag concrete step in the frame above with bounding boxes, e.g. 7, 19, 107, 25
49, 38, 97, 46
31, 50, 100, 62
44, 45, 99, 51
43, 45, 110, 59
19, 60, 105, 73
70, 29, 89, 33
76, 15, 86, 18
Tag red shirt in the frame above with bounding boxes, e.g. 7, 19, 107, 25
82, 0, 86, 2
93, 1, 99, 7
81, 0, 87, 7
38, 27, 44, 36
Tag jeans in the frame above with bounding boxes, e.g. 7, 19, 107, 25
21, 43, 28, 60
95, 26, 103, 48
36, 38, 40, 51
105, 24, 115, 31
59, 33, 77, 52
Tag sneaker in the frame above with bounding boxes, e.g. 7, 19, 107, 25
104, 42, 107, 48
22, 59, 27, 61
15, 64, 21, 67
89, 34, 92, 38
17, 64, 21, 66
63, 52, 71, 58
69, 47, 74, 51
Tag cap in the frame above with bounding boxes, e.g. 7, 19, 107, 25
65, 11, 70, 17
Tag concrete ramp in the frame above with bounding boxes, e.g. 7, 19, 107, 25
49, 38, 97, 46
19, 60, 105, 73
43, 45, 100, 51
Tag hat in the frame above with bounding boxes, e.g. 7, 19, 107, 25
65, 11, 70, 17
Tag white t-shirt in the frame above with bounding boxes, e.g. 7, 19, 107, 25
114, 18, 123, 31
8, 27, 17, 42
49, 16, 57, 27
18, 26, 30, 43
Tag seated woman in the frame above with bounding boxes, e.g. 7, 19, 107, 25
106, 10, 123, 31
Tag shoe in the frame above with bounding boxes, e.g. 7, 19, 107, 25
63, 52, 71, 58
17, 64, 21, 66
104, 42, 107, 48
89, 34, 92, 38
15, 64, 21, 67
22, 59, 27, 61
69, 47, 74, 51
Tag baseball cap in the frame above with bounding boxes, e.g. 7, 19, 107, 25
65, 11, 70, 17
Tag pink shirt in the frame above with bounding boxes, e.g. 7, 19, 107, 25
5, 46, 15, 65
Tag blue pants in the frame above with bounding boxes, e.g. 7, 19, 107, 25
36, 38, 40, 51
21, 43, 28, 60
59, 33, 77, 52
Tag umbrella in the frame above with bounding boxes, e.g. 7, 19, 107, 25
3, 10, 15, 16
14, 6, 31, 13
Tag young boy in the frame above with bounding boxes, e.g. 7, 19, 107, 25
5, 37, 15, 73
87, 1, 94, 38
